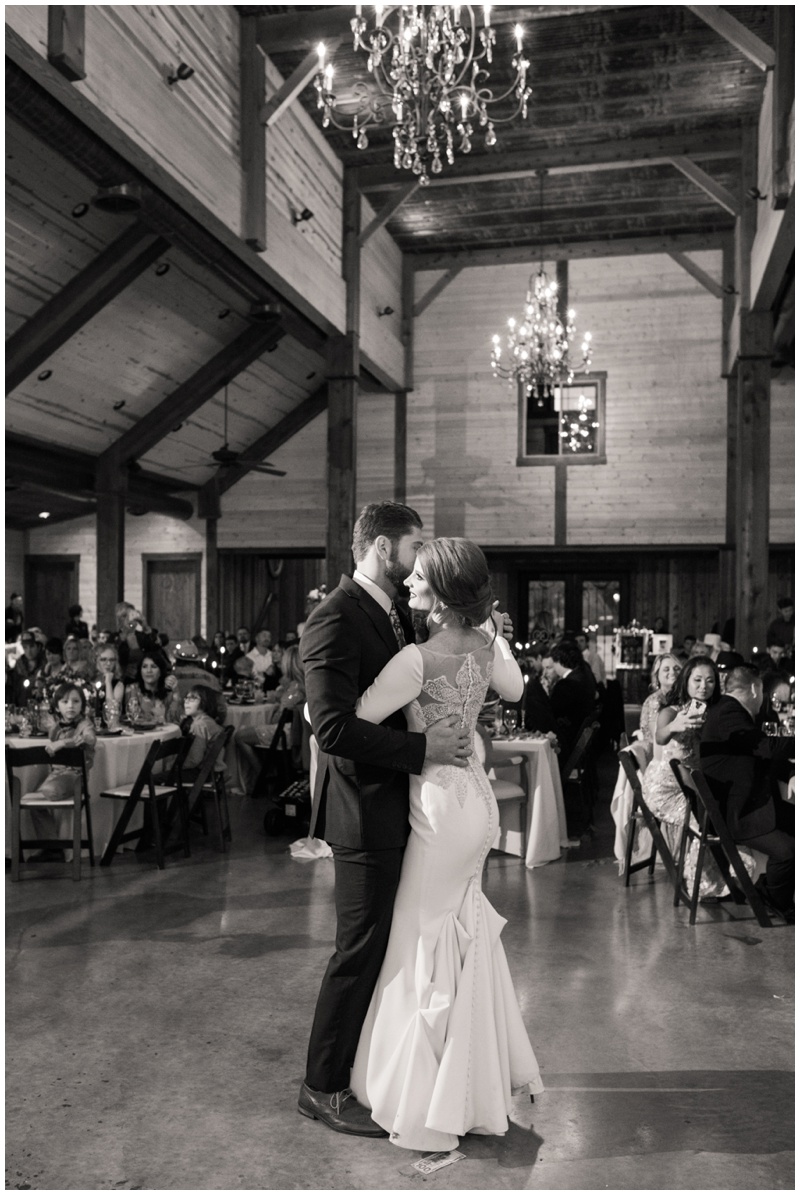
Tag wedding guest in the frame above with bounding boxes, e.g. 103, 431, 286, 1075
583, 634, 607, 687
544, 641, 597, 759
234, 645, 306, 793
92, 644, 125, 723
247, 629, 280, 691
23, 682, 97, 861
700, 664, 794, 921
639, 652, 683, 746
172, 641, 225, 713
116, 602, 159, 681
522, 645, 558, 736
125, 650, 181, 724
62, 636, 93, 681
64, 604, 90, 640
757, 671, 792, 733
677, 633, 697, 660
6, 632, 43, 707
179, 685, 227, 778
5, 593, 24, 643
766, 598, 794, 651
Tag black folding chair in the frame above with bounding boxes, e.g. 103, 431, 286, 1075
7, 744, 94, 881
618, 749, 682, 893
99, 736, 191, 869
560, 719, 599, 837
670, 760, 777, 928
186, 725, 233, 852
251, 708, 297, 798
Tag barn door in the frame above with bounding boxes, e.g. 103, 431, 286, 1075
143, 554, 201, 645
24, 555, 79, 639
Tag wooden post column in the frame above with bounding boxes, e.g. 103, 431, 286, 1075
198, 480, 221, 637
95, 455, 126, 632
734, 311, 772, 656
326, 168, 361, 588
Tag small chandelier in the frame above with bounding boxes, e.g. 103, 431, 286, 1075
491, 172, 592, 402
314, 5, 531, 185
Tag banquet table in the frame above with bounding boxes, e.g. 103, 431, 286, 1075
224, 700, 276, 791
491, 735, 569, 868
6, 724, 181, 857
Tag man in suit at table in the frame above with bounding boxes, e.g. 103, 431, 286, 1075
298, 501, 472, 1136
522, 644, 558, 736
699, 664, 794, 921
544, 640, 597, 761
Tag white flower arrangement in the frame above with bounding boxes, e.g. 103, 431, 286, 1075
306, 584, 328, 604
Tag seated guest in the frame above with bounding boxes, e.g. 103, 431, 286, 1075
172, 641, 225, 713
179, 685, 228, 779
221, 633, 241, 684
689, 640, 712, 658
39, 638, 65, 688
522, 645, 558, 736
234, 646, 306, 794
116, 602, 160, 681
234, 625, 252, 656
5, 592, 24, 643
766, 597, 794, 651
62, 635, 93, 680
247, 629, 280, 691
64, 604, 90, 640
758, 644, 788, 676
677, 633, 697, 661
700, 664, 794, 921
757, 671, 792, 733
544, 641, 597, 760
125, 650, 181, 724
7, 632, 43, 707
639, 652, 683, 746
92, 644, 125, 723
230, 654, 257, 692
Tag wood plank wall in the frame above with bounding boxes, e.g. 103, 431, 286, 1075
217, 553, 324, 641
412, 253, 729, 544
5, 4, 404, 385
770, 367, 795, 543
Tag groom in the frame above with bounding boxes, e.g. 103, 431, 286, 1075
298, 501, 472, 1136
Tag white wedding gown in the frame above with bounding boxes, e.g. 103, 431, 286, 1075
351, 630, 543, 1151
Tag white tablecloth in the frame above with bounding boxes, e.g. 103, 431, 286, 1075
491, 736, 569, 868
610, 740, 654, 874
224, 701, 276, 791
6, 725, 182, 856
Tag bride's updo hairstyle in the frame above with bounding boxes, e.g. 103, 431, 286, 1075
416, 538, 494, 628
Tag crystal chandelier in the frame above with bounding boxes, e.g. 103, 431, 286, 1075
490, 267, 593, 399
314, 5, 531, 185
491, 173, 593, 405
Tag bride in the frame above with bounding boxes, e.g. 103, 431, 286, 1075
349, 537, 543, 1151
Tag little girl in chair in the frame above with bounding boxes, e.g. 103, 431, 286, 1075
25, 682, 97, 859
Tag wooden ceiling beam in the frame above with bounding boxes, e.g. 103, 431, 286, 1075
261, 38, 341, 126
359, 181, 421, 246
203, 385, 328, 498
411, 231, 726, 271
98, 322, 285, 468
254, 6, 609, 52
5, 435, 195, 519
668, 156, 740, 216
357, 132, 742, 191
5, 224, 169, 395
686, 5, 775, 72
666, 251, 724, 299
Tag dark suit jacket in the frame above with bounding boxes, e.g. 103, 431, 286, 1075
550, 669, 596, 758
699, 695, 793, 840
300, 574, 427, 850
523, 675, 558, 735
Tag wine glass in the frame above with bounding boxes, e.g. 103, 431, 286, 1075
504, 706, 519, 736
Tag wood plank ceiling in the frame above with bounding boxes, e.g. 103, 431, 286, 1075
6, 5, 781, 529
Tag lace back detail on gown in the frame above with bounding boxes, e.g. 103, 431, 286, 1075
411, 647, 495, 808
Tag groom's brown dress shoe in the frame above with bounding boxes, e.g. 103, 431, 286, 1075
298, 1083, 388, 1137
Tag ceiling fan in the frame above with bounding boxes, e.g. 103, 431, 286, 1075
210, 385, 286, 476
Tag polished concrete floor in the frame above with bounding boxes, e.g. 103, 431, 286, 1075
6, 756, 795, 1192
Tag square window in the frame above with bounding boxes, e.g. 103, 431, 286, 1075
517, 372, 606, 465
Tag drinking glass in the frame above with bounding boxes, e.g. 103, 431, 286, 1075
105, 700, 120, 731
504, 706, 519, 736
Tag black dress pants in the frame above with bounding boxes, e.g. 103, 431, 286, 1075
304, 843, 405, 1093
739, 799, 795, 912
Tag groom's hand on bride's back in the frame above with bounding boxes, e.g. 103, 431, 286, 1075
424, 715, 472, 768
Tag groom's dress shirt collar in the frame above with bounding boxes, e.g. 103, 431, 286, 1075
352, 570, 392, 615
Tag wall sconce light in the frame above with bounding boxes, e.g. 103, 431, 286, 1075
291, 208, 314, 226
746, 186, 768, 201
155, 263, 170, 276
38, 511, 50, 520
722, 284, 739, 296
37, 369, 53, 381
249, 300, 282, 323
376, 306, 394, 317
71, 202, 89, 219
167, 62, 195, 85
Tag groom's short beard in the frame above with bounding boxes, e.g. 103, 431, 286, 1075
383, 546, 407, 593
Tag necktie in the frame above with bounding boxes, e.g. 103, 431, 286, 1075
389, 603, 406, 651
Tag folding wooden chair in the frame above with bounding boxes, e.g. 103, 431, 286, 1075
251, 708, 297, 798
186, 725, 233, 852
560, 719, 599, 837
669, 760, 777, 928
7, 744, 94, 882
99, 736, 191, 869
618, 749, 681, 891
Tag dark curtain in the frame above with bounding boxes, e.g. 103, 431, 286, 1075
217, 554, 324, 641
